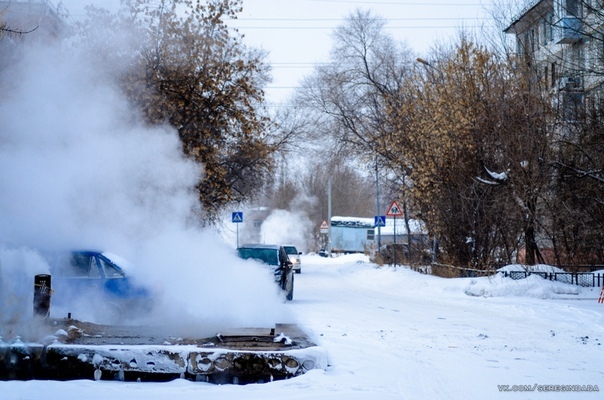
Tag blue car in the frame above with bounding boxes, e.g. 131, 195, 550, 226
45, 250, 152, 324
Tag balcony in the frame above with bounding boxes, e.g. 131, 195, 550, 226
558, 75, 581, 90
556, 17, 582, 44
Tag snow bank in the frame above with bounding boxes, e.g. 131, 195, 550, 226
464, 273, 583, 299
498, 264, 566, 273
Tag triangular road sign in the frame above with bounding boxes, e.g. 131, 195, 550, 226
386, 200, 403, 217
320, 220, 329, 230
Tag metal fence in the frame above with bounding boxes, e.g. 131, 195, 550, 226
428, 263, 496, 278
501, 271, 604, 287
424, 263, 604, 287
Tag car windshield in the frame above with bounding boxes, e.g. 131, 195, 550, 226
237, 248, 279, 266
98, 257, 126, 279
284, 246, 298, 255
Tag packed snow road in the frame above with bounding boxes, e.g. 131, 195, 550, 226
288, 255, 603, 399
3, 254, 604, 399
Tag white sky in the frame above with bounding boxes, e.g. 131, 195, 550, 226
59, 0, 505, 104
230, 0, 500, 104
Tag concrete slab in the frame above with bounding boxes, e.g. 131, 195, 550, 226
0, 318, 327, 384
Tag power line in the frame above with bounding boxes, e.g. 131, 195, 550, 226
233, 17, 492, 21
303, 0, 485, 5
232, 25, 490, 30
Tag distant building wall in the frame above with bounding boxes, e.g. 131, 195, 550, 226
330, 216, 429, 253
0, 1, 67, 42
0, 1, 68, 71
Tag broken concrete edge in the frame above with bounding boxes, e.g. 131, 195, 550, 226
0, 342, 329, 384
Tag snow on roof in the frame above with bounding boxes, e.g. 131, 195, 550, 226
331, 216, 374, 228
330, 216, 427, 234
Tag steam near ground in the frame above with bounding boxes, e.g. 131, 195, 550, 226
0, 34, 288, 336
260, 208, 314, 251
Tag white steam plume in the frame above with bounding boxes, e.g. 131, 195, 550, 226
0, 30, 288, 335
260, 195, 316, 251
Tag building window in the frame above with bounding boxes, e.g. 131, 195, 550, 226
574, 46, 583, 71
563, 91, 583, 121
565, 0, 579, 17
551, 62, 557, 88
550, 13, 554, 42
367, 229, 375, 241
544, 66, 549, 88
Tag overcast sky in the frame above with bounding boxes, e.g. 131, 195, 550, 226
231, 0, 503, 104
59, 0, 507, 104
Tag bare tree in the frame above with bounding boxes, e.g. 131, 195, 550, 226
493, 0, 604, 267
385, 38, 555, 267
295, 8, 417, 247
548, 100, 604, 268
299, 157, 376, 250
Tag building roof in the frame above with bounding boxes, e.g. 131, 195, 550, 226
504, 0, 551, 34
331, 216, 427, 235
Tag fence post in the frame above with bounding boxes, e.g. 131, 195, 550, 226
33, 274, 52, 318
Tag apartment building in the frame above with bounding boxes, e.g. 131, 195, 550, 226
505, 0, 604, 118
0, 0, 67, 45
0, 1, 68, 71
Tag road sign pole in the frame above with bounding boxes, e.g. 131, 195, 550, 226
386, 200, 403, 267
327, 177, 332, 256
232, 212, 243, 248
393, 216, 396, 267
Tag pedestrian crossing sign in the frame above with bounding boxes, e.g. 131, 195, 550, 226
386, 200, 403, 217
232, 211, 243, 223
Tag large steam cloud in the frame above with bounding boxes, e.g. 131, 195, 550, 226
0, 32, 288, 335
0, 45, 198, 250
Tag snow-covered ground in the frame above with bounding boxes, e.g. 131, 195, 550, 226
3, 254, 603, 399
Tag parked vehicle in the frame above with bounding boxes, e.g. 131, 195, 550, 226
44, 250, 152, 323
283, 245, 302, 274
236, 244, 294, 301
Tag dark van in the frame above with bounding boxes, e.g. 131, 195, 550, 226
236, 244, 294, 301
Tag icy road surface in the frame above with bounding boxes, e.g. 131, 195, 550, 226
3, 254, 603, 399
